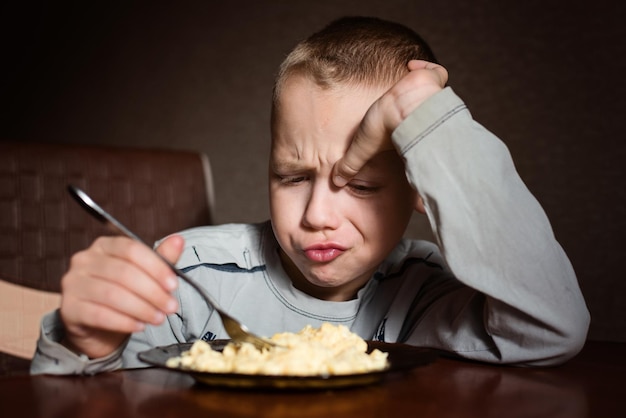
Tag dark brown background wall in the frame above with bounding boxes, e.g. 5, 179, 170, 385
1, 1, 624, 341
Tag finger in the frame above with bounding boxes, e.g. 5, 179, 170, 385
97, 236, 180, 292
407, 59, 436, 69
61, 288, 144, 358
332, 136, 372, 187
61, 267, 174, 334
407, 60, 449, 86
71, 275, 169, 327
155, 234, 185, 266
65, 238, 179, 314
85, 254, 179, 315
63, 291, 148, 334
333, 103, 390, 187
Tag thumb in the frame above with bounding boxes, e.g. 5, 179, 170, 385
156, 234, 185, 264
333, 104, 390, 187
332, 138, 372, 187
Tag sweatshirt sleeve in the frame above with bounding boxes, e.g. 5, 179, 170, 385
30, 288, 191, 374
392, 87, 590, 365
30, 310, 125, 375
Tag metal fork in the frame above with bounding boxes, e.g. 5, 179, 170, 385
67, 185, 275, 351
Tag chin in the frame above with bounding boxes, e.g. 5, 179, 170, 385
304, 272, 341, 287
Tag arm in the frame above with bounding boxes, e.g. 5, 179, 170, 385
334, 62, 589, 365
395, 88, 589, 365
31, 235, 183, 374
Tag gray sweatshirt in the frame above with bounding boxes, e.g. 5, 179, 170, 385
31, 88, 590, 375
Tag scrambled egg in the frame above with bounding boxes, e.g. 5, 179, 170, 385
166, 323, 388, 376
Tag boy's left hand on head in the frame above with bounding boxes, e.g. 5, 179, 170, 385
333, 60, 448, 187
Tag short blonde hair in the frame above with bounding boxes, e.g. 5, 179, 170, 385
273, 16, 437, 101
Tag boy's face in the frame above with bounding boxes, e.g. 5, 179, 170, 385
269, 76, 417, 301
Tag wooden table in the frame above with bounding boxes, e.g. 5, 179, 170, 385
1, 341, 623, 418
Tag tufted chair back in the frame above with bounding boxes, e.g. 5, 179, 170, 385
0, 141, 215, 375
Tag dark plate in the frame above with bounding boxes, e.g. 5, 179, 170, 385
138, 340, 437, 390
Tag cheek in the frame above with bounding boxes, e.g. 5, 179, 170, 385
269, 188, 286, 224
269, 187, 301, 238
361, 186, 415, 239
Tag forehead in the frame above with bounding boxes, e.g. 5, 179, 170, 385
270, 78, 407, 181
271, 76, 386, 162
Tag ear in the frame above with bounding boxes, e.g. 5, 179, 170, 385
414, 194, 427, 214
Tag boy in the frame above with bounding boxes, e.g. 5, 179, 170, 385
31, 17, 589, 374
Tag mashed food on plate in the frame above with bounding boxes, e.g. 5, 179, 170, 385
165, 323, 389, 376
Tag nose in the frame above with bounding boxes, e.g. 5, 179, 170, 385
302, 180, 341, 230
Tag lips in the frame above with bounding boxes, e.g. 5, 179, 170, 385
303, 243, 346, 262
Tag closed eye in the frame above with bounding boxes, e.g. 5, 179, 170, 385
278, 175, 308, 185
347, 182, 380, 196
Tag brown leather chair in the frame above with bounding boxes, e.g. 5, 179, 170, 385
0, 141, 215, 375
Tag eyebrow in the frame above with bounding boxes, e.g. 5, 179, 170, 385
270, 151, 392, 174
270, 159, 314, 173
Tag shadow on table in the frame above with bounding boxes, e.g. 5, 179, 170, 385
27, 361, 587, 418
